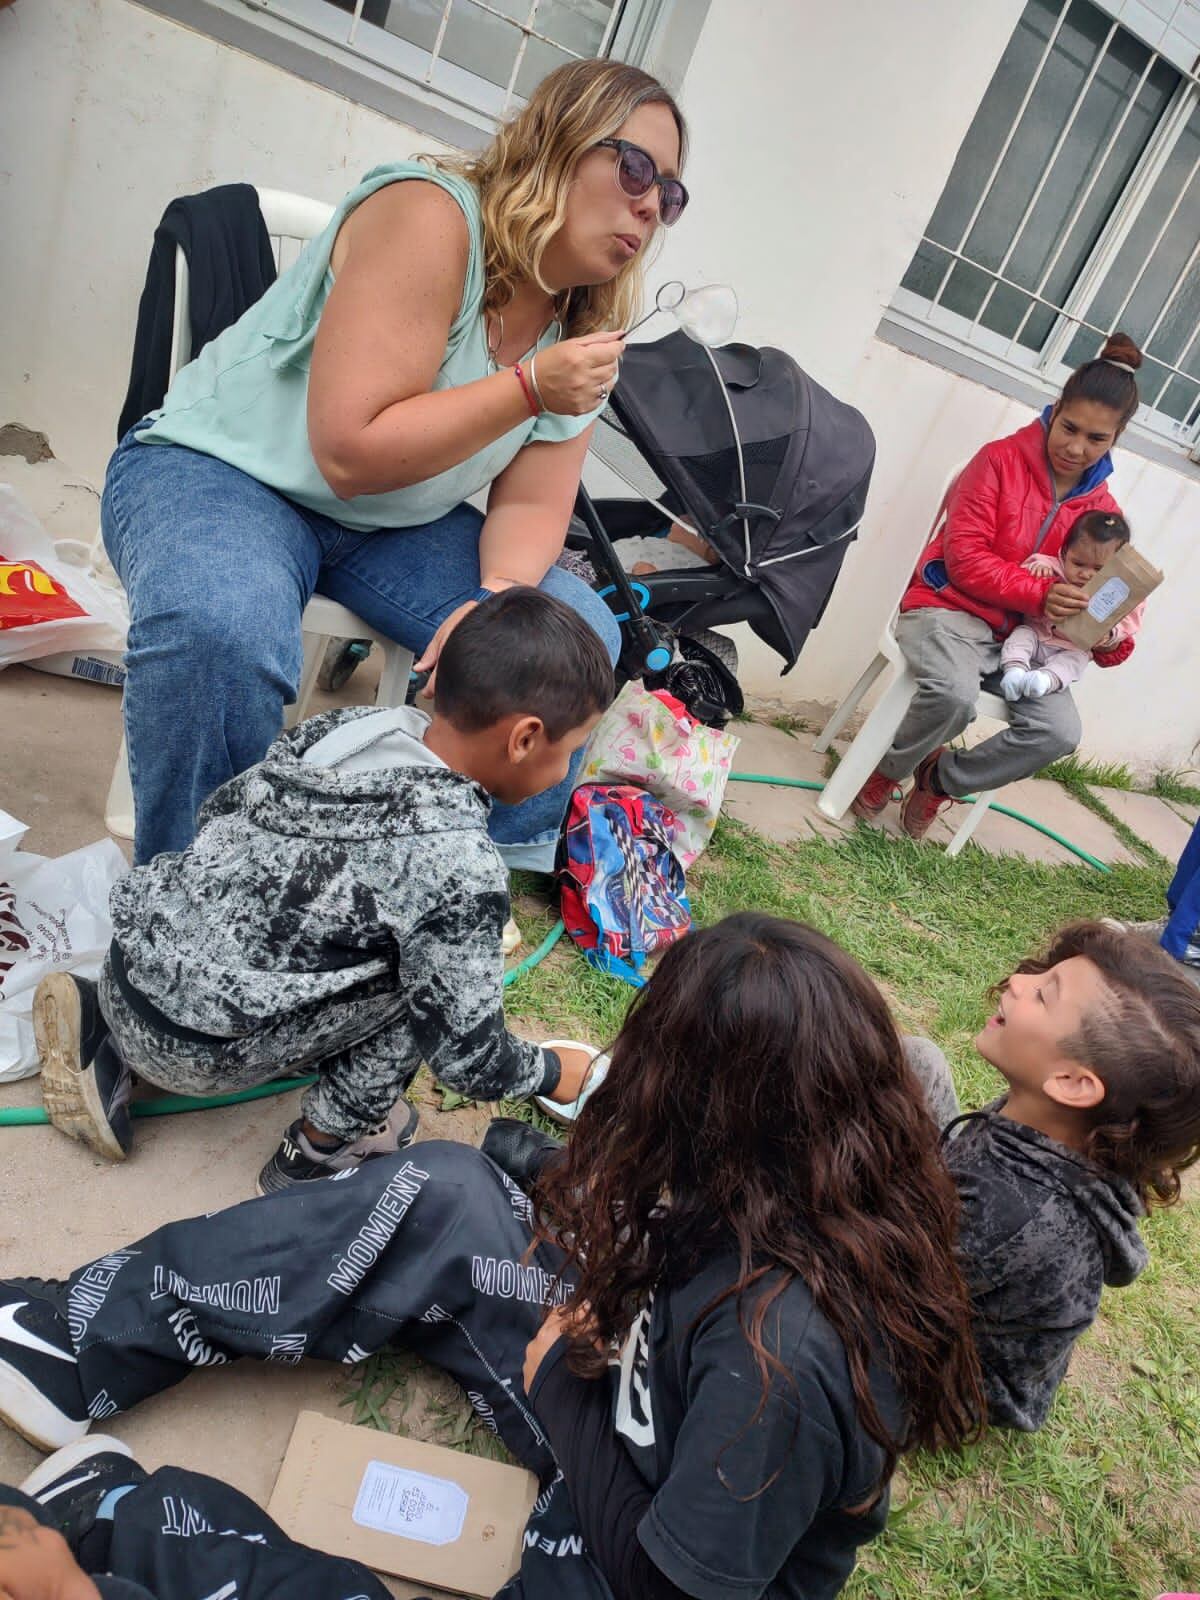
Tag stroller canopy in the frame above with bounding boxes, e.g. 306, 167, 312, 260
607, 330, 876, 669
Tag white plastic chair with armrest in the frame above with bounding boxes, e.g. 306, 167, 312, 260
813, 459, 1014, 858
104, 187, 414, 839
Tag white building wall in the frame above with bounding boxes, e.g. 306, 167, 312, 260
2, 0, 1195, 771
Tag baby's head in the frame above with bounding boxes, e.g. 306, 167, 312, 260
1061, 511, 1130, 587
976, 921, 1200, 1204
431, 587, 614, 805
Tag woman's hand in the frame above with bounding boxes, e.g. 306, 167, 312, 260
532, 332, 626, 416
415, 596, 495, 695
1044, 582, 1090, 621
0, 1506, 101, 1600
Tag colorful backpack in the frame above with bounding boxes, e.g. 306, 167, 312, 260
558, 783, 692, 986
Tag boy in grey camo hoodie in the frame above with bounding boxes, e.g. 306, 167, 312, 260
33, 589, 614, 1194
906, 922, 1200, 1430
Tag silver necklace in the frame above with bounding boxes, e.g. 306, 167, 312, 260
485, 310, 504, 372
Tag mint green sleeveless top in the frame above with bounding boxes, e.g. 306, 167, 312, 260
138, 162, 599, 531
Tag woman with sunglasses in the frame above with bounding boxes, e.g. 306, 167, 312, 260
101, 60, 689, 869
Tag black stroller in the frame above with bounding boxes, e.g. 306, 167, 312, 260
568, 328, 876, 721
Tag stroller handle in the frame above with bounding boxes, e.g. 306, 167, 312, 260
574, 486, 674, 674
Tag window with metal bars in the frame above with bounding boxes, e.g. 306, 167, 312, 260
889, 0, 1200, 457
134, 0, 701, 144
274, 0, 630, 120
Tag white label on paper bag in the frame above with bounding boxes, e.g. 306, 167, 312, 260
352, 1460, 468, 1546
1087, 576, 1130, 622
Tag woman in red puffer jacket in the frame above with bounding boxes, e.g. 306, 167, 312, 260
854, 332, 1142, 839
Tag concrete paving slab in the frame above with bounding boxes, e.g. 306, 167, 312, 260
856, 776, 1135, 868
722, 722, 849, 844
724, 777, 851, 846
1093, 786, 1194, 861
1167, 798, 1200, 828
728, 717, 827, 780
970, 777, 1138, 867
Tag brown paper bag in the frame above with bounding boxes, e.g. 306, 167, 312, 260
1055, 545, 1163, 650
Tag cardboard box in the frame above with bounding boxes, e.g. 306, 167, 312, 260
1056, 545, 1163, 650
267, 1411, 538, 1598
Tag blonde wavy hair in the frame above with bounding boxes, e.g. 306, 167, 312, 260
433, 58, 687, 338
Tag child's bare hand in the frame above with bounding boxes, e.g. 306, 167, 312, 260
523, 1301, 606, 1392
0, 1506, 101, 1600
1027, 559, 1057, 578
543, 1045, 599, 1105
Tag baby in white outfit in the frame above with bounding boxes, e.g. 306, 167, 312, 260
1001, 511, 1140, 700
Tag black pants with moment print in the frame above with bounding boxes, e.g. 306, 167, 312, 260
32, 1142, 611, 1600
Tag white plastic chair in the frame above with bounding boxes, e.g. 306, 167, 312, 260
814, 459, 1015, 858
104, 187, 414, 841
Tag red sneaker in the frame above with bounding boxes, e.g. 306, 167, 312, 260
900, 748, 955, 839
851, 769, 898, 819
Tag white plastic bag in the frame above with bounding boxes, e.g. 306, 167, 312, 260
0, 813, 127, 1082
0, 485, 127, 672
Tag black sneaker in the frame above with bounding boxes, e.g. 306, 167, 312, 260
0, 1279, 90, 1450
257, 1097, 420, 1195
481, 1118, 565, 1192
35, 973, 134, 1161
21, 1435, 146, 1569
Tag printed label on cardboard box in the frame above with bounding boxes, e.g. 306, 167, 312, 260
352, 1460, 469, 1546
1088, 576, 1130, 622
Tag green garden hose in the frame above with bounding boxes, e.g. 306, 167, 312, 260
0, 770, 1110, 1130
727, 772, 1112, 874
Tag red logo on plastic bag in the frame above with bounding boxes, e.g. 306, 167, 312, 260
0, 885, 29, 982
0, 558, 87, 629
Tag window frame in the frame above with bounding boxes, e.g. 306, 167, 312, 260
132, 0, 708, 151
882, 0, 1200, 464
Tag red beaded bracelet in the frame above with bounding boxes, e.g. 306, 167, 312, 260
514, 362, 540, 419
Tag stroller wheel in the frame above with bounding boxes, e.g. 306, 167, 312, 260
682, 627, 738, 678
317, 637, 372, 693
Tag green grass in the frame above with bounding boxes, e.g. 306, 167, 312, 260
348, 818, 1198, 1596
768, 711, 811, 737
1151, 768, 1200, 808
1042, 752, 1136, 791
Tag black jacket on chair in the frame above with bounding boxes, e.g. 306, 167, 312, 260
117, 183, 277, 440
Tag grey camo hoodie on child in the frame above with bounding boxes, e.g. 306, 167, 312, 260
942, 1107, 1147, 1430
105, 705, 551, 1115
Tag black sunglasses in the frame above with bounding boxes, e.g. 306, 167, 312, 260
595, 138, 689, 227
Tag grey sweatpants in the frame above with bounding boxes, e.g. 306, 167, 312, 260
877, 609, 1081, 797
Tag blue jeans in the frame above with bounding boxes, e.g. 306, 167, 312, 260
101, 433, 619, 867
1163, 815, 1200, 964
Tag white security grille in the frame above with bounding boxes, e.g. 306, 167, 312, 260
890, 0, 1200, 453
240, 0, 632, 122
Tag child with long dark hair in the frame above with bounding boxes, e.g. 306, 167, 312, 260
0, 914, 982, 1600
